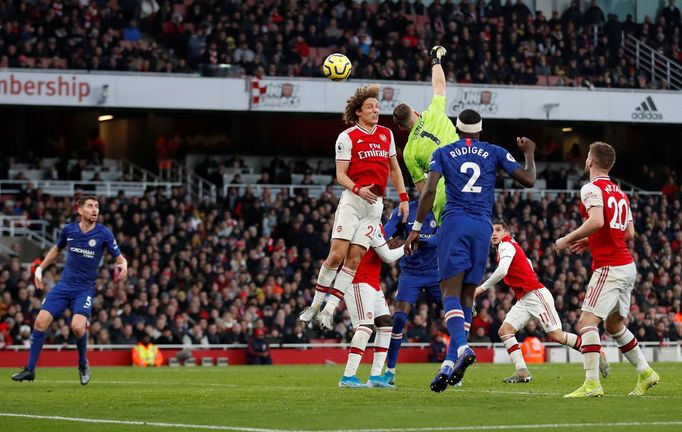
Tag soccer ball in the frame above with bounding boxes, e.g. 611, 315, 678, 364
322, 53, 352, 81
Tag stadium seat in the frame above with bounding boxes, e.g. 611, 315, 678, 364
184, 357, 197, 367
201, 357, 214, 366
216, 357, 229, 367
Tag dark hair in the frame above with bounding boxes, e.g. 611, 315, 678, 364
456, 109, 482, 136
392, 103, 413, 129
492, 220, 509, 231
343, 84, 380, 125
589, 141, 616, 170
77, 195, 98, 208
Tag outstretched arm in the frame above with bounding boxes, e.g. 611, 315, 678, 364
510, 137, 536, 188
431, 46, 447, 97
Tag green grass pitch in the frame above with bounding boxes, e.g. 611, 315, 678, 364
1, 363, 681, 431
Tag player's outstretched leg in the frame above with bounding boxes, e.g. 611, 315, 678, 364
339, 326, 373, 388
368, 326, 393, 388
548, 329, 609, 379
564, 325, 604, 398
431, 296, 472, 392
500, 332, 532, 383
300, 263, 338, 323
606, 325, 659, 396
318, 266, 357, 331
383, 310, 408, 385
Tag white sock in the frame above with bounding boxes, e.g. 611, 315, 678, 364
387, 367, 395, 374
371, 327, 391, 376
562, 332, 582, 352
322, 266, 355, 313
456, 344, 470, 357
344, 326, 372, 377
579, 326, 601, 381
311, 264, 338, 309
501, 334, 527, 371
609, 327, 650, 374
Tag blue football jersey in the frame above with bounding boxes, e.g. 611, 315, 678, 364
429, 138, 521, 221
56, 223, 121, 290
384, 201, 438, 274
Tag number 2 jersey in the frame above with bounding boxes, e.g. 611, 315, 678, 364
579, 176, 634, 270
429, 138, 521, 221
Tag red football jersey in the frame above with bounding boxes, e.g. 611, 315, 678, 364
496, 235, 544, 300
579, 176, 634, 270
352, 224, 387, 292
335, 124, 396, 195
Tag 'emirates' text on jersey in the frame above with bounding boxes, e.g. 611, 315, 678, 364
579, 176, 634, 270
56, 223, 121, 290
336, 124, 397, 195
496, 235, 544, 300
429, 138, 521, 221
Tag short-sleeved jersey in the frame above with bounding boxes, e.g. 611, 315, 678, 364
496, 235, 544, 300
56, 223, 121, 290
403, 95, 459, 185
384, 201, 438, 274
429, 138, 521, 221
579, 176, 634, 270
353, 224, 389, 291
335, 124, 396, 195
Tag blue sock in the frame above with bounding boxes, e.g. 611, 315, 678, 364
463, 306, 473, 338
386, 311, 408, 369
27, 330, 46, 371
77, 333, 88, 367
443, 297, 467, 363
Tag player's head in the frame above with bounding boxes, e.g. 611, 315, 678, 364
491, 220, 510, 245
392, 103, 419, 131
585, 141, 615, 175
77, 195, 99, 222
456, 109, 482, 139
343, 84, 380, 127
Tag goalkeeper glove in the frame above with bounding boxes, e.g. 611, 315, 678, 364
430, 45, 447, 66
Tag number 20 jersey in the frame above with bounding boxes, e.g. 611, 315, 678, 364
429, 138, 521, 221
579, 176, 634, 270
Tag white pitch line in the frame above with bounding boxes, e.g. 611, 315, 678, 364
1, 413, 682, 432
46, 379, 237, 388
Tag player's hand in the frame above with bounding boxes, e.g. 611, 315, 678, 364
34, 267, 44, 290
358, 184, 378, 204
404, 230, 421, 256
474, 286, 484, 299
554, 236, 571, 253
430, 45, 447, 65
516, 137, 536, 154
387, 238, 405, 249
569, 238, 589, 254
398, 200, 409, 223
115, 262, 128, 282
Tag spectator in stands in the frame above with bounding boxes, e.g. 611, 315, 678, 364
660, 0, 682, 28
584, 0, 606, 26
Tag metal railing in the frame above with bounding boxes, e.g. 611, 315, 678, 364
0, 214, 56, 248
159, 160, 217, 202
118, 159, 159, 183
0, 180, 181, 198
623, 33, 682, 90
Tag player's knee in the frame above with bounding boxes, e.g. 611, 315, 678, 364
498, 323, 515, 337
325, 252, 344, 269
375, 315, 392, 328
393, 311, 408, 330
71, 322, 86, 338
546, 330, 562, 343
34, 312, 52, 331
604, 319, 623, 336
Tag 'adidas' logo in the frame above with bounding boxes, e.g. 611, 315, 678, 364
631, 96, 663, 120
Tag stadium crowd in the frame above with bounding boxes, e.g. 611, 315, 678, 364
1, 177, 681, 350
0, 0, 680, 89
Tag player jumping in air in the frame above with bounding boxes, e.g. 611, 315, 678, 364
392, 45, 458, 225
300, 84, 409, 331
555, 142, 659, 397
378, 200, 440, 386
475, 220, 609, 383
11, 195, 127, 384
338, 224, 405, 388
405, 110, 536, 392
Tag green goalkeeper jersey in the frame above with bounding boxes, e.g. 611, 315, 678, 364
402, 95, 458, 224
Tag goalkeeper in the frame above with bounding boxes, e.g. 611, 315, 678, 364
392, 45, 458, 225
